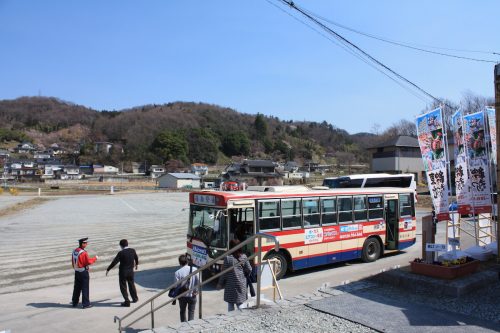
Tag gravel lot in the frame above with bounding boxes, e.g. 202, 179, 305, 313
367, 278, 500, 324
212, 306, 377, 333
0, 195, 33, 210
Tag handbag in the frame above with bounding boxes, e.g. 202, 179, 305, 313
169, 265, 192, 298
168, 283, 188, 298
239, 258, 256, 297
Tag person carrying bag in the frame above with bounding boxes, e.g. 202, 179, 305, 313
172, 254, 198, 322
217, 239, 252, 312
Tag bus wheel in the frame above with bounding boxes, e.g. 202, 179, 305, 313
362, 238, 381, 263
265, 252, 288, 280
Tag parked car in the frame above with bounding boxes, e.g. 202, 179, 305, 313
222, 181, 239, 191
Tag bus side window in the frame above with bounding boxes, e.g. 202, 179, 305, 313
353, 196, 367, 221
368, 196, 384, 220
346, 179, 364, 188
338, 196, 353, 223
321, 197, 337, 225
303, 198, 320, 227
282, 199, 302, 229
258, 200, 280, 231
399, 194, 413, 217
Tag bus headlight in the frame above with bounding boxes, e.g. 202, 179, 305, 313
209, 248, 223, 258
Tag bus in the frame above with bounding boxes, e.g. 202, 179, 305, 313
322, 173, 416, 190
187, 185, 416, 279
322, 173, 417, 201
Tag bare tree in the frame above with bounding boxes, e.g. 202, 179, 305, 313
380, 119, 417, 138
460, 90, 494, 114
370, 123, 381, 135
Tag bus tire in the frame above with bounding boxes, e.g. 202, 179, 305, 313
362, 237, 381, 263
265, 252, 288, 280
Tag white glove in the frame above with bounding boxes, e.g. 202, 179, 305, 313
95, 255, 99, 260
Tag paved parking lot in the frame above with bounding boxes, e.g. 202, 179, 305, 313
0, 192, 189, 295
0, 192, 438, 333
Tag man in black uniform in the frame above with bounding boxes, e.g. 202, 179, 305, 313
106, 239, 139, 307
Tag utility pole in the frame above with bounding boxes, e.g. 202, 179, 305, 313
495, 63, 500, 263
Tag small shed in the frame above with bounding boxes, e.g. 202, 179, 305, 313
158, 173, 201, 189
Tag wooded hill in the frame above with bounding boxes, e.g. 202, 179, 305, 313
0, 96, 380, 168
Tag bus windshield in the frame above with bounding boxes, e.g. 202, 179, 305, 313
189, 205, 227, 248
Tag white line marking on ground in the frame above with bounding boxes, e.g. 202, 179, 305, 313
119, 198, 138, 212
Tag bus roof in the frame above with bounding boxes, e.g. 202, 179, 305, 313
190, 186, 415, 206
323, 173, 414, 180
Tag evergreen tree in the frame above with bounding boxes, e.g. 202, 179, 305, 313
254, 113, 268, 138
221, 131, 250, 156
151, 130, 188, 163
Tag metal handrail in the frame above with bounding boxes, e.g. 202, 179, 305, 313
115, 233, 279, 332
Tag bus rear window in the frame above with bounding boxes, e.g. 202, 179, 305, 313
322, 177, 363, 188
364, 176, 412, 188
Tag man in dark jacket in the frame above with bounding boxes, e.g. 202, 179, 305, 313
106, 239, 139, 307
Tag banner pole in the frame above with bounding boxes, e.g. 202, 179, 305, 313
494, 63, 500, 262
442, 105, 456, 245
484, 108, 495, 244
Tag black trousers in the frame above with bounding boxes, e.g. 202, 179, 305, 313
72, 270, 90, 307
178, 296, 197, 322
119, 270, 138, 303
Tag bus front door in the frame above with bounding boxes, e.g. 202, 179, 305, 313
228, 207, 255, 258
385, 199, 399, 250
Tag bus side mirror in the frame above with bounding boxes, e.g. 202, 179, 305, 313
214, 211, 227, 232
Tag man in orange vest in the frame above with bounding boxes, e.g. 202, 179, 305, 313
71, 237, 99, 309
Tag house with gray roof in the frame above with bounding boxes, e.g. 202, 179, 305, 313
367, 135, 424, 182
221, 159, 283, 186
157, 173, 201, 189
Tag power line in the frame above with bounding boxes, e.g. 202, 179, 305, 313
300, 8, 498, 63
264, 0, 431, 104
272, 0, 455, 108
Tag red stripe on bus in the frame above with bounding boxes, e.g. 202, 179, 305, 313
266, 229, 305, 236
259, 230, 386, 252
293, 247, 363, 261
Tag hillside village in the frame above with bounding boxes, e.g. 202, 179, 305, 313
1, 94, 491, 189
0, 134, 427, 190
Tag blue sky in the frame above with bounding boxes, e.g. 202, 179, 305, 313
1, 0, 499, 133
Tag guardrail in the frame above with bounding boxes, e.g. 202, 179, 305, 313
114, 233, 279, 332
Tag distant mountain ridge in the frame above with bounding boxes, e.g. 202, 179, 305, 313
0, 96, 373, 166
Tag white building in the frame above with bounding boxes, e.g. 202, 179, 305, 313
150, 165, 166, 179
93, 165, 119, 174
191, 163, 209, 176
157, 173, 201, 189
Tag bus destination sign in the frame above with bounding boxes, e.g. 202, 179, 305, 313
194, 194, 217, 205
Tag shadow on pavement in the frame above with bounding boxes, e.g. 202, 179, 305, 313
134, 265, 219, 291
27, 298, 122, 309
124, 327, 148, 333
134, 266, 177, 290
